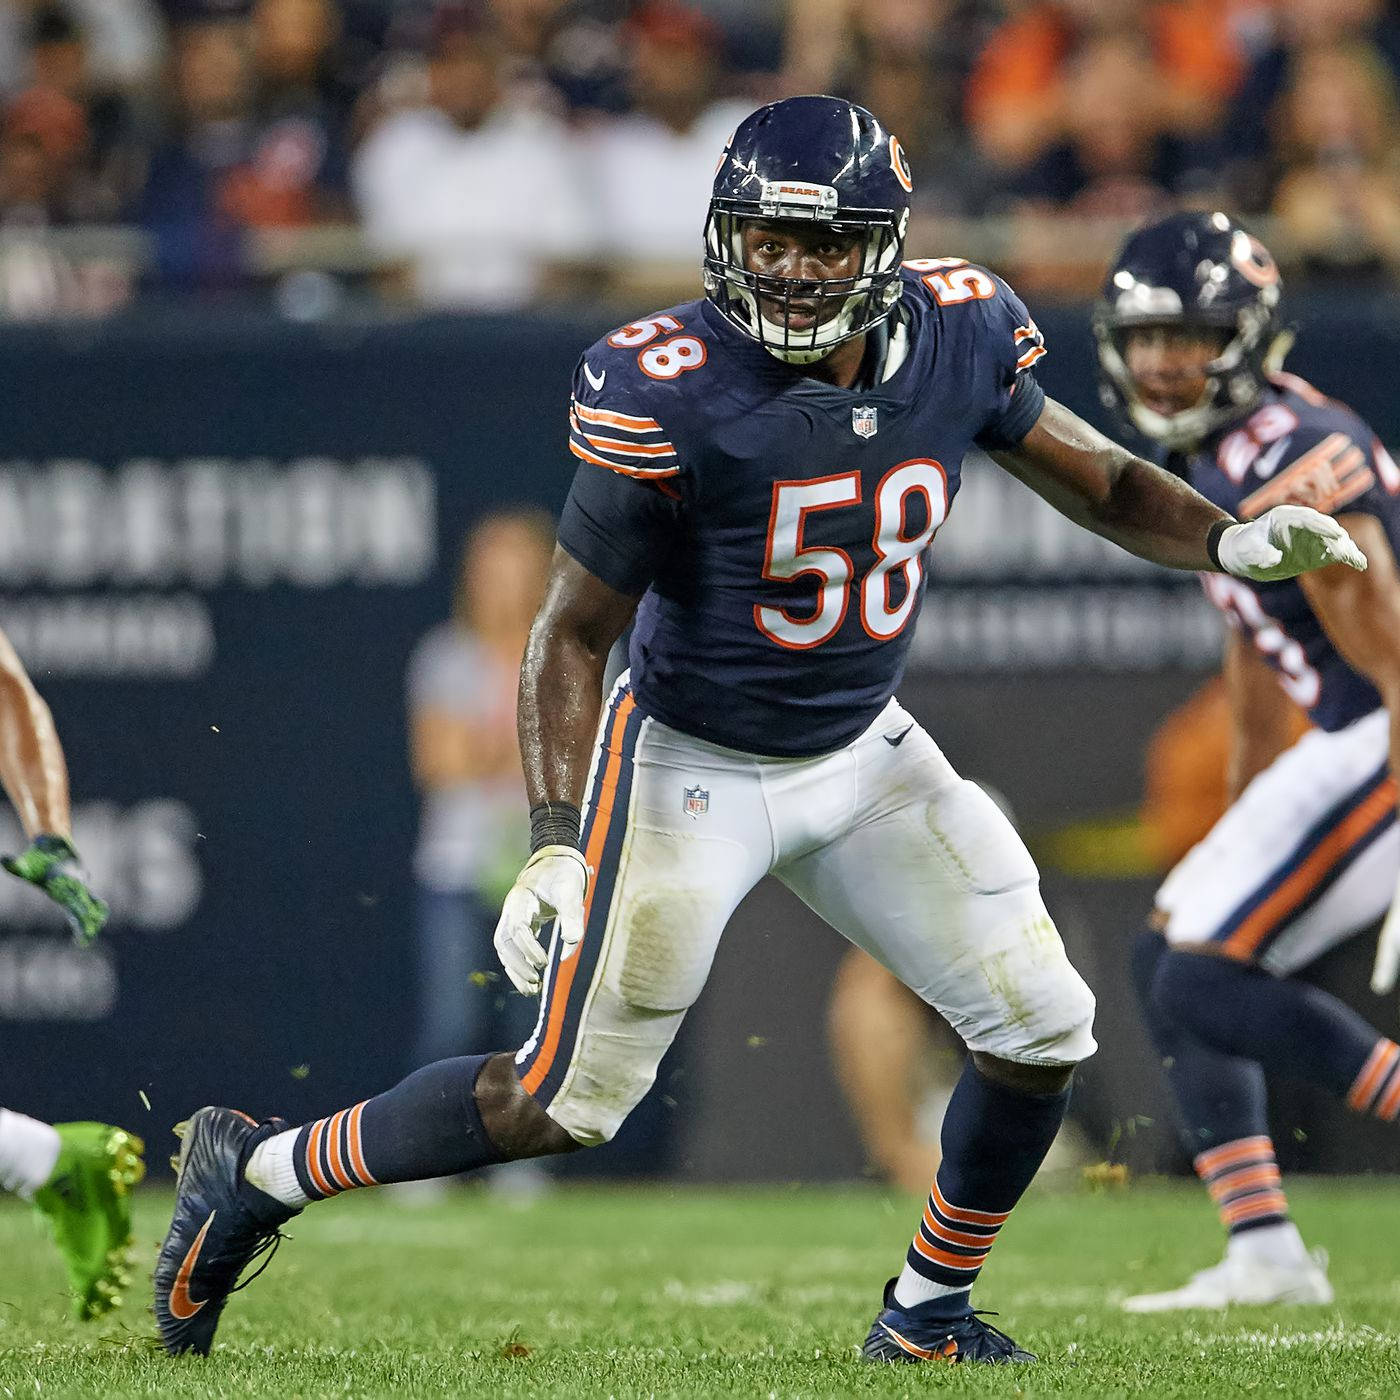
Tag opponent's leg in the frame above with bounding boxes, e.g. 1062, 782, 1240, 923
776, 707, 1094, 1364
1, 1109, 145, 1319
154, 691, 770, 1355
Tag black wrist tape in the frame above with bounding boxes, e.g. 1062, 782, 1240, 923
1206, 518, 1234, 571
530, 801, 582, 853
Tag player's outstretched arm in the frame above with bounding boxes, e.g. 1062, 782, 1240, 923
989, 397, 1367, 578
1292, 515, 1400, 994
495, 550, 639, 995
0, 626, 107, 943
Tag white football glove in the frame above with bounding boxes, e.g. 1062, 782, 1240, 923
1371, 870, 1400, 996
1218, 505, 1367, 582
492, 845, 588, 995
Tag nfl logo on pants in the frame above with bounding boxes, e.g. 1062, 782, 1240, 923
852, 406, 878, 439
684, 785, 709, 818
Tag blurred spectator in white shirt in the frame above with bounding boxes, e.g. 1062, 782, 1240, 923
584, 0, 750, 263
353, 1, 595, 309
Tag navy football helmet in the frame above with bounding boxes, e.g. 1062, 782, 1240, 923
1095, 211, 1286, 451
703, 95, 912, 364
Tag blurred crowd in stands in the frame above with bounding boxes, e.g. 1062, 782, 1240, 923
1, 0, 1400, 314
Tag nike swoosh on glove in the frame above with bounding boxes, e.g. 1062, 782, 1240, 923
1218, 505, 1367, 582
493, 846, 589, 995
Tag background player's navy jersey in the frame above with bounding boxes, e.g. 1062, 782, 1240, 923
558, 263, 1048, 757
1178, 373, 1400, 732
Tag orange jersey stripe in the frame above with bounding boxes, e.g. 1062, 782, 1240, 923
1016, 344, 1047, 370
1194, 1135, 1273, 1176
323, 1109, 354, 1192
922, 1203, 1001, 1250
568, 439, 682, 478
304, 1118, 337, 1197
931, 1180, 1010, 1227
345, 1101, 375, 1186
1347, 1040, 1398, 1111
911, 1235, 989, 1271
580, 432, 677, 458
1225, 779, 1398, 958
520, 693, 636, 1096
571, 401, 663, 433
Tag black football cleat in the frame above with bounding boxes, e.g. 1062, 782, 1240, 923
862, 1279, 1036, 1364
153, 1106, 299, 1356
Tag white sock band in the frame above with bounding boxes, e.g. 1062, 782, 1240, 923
244, 1129, 310, 1209
892, 1262, 969, 1310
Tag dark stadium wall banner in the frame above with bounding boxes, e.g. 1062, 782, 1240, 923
0, 296, 1395, 1179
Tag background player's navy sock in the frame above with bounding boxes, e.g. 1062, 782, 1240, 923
1153, 948, 1379, 1099
247, 1055, 507, 1206
893, 1058, 1069, 1316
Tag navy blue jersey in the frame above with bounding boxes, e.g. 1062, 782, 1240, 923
1181, 373, 1400, 731
558, 262, 1048, 757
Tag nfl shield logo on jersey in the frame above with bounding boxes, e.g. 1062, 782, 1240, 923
852, 405, 878, 439
683, 785, 710, 819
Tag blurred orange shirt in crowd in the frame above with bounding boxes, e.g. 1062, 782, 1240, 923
967, 1, 1246, 164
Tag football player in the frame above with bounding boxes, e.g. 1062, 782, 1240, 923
1098, 212, 1400, 1311
0, 627, 142, 1319
153, 100, 1361, 1364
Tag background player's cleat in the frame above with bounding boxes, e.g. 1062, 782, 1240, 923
31, 1122, 145, 1320
1, 835, 109, 945
862, 1281, 1036, 1364
1122, 1248, 1333, 1312
153, 1106, 298, 1356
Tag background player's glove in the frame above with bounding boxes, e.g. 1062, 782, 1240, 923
493, 845, 589, 995
1217, 505, 1367, 582
1, 834, 109, 946
1371, 870, 1400, 997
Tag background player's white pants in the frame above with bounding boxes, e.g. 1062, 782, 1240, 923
516, 679, 1096, 1146
1156, 706, 1398, 975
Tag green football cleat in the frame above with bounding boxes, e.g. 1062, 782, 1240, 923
31, 1122, 145, 1320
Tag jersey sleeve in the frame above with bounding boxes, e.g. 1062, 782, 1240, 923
972, 273, 1048, 450
1238, 415, 1400, 523
557, 356, 684, 596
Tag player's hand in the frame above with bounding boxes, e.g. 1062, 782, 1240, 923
1219, 505, 1367, 582
1371, 872, 1400, 997
493, 846, 589, 995
1, 834, 109, 946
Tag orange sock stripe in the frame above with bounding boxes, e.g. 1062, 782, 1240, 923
1376, 1066, 1400, 1122
323, 1109, 356, 1191
1207, 1164, 1282, 1201
1348, 1040, 1400, 1111
921, 1202, 1001, 1250
345, 1101, 375, 1187
1223, 779, 1398, 959
930, 1179, 1011, 1227
520, 693, 635, 1097
1221, 1190, 1289, 1226
303, 1118, 337, 1197
911, 1234, 990, 1271
1194, 1135, 1274, 1177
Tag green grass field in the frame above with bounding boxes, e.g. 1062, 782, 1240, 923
1, 1178, 1398, 1397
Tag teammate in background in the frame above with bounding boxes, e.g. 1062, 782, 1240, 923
1098, 212, 1400, 1311
0, 628, 142, 1319
155, 99, 1361, 1366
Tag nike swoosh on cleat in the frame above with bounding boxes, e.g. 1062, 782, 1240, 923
168, 1211, 216, 1320
583, 362, 606, 392
884, 725, 914, 747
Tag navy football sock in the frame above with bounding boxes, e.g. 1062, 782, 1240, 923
894, 1058, 1069, 1315
288, 1054, 505, 1200
1153, 948, 1379, 1099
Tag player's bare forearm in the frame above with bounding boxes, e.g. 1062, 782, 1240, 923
0, 629, 71, 838
517, 550, 639, 810
1300, 513, 1400, 786
990, 397, 1231, 571
1223, 630, 1298, 801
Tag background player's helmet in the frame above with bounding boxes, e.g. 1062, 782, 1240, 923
1094, 211, 1285, 451
703, 96, 912, 365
